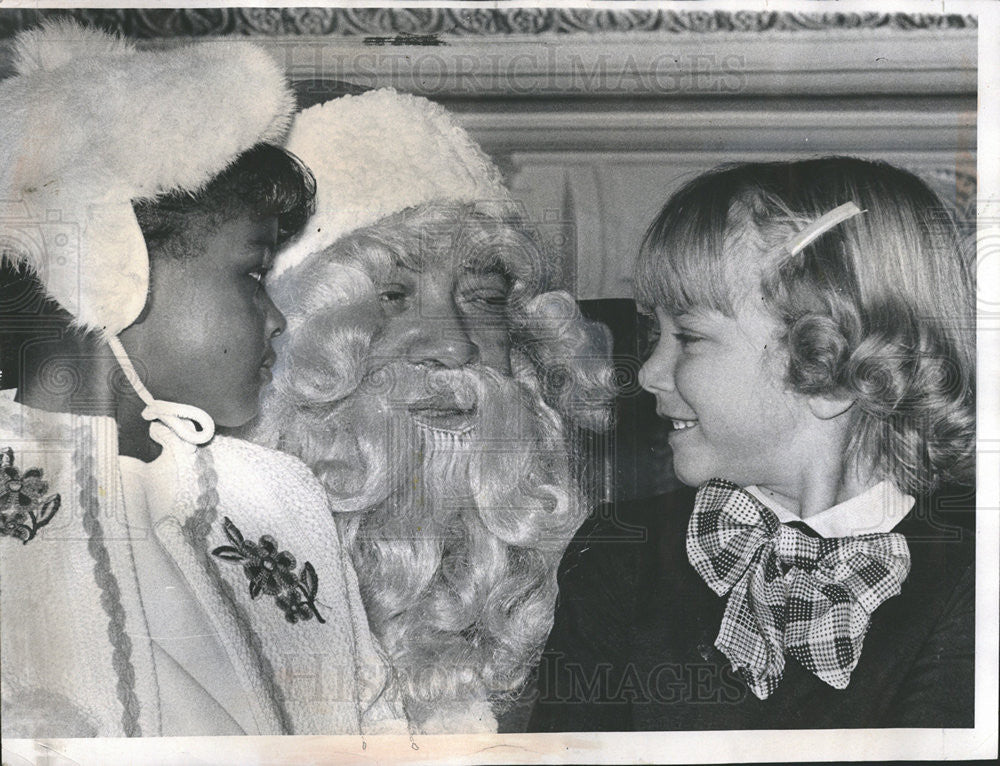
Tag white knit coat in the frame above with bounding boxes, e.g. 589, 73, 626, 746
0, 394, 408, 737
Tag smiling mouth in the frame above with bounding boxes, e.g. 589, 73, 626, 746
669, 418, 698, 432
408, 396, 477, 434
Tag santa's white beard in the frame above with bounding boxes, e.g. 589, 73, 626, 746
308, 361, 580, 725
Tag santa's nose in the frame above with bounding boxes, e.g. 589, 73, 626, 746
408, 293, 479, 369
417, 335, 479, 369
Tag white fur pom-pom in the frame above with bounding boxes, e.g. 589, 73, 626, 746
12, 19, 133, 75
271, 89, 514, 280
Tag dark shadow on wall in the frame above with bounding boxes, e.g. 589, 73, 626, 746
578, 298, 678, 504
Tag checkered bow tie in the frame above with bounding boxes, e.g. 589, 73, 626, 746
686, 478, 911, 699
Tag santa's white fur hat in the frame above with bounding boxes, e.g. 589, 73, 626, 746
271, 88, 514, 280
0, 20, 295, 336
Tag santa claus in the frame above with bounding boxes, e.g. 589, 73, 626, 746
252, 89, 613, 733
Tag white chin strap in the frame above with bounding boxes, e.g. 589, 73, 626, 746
106, 335, 216, 445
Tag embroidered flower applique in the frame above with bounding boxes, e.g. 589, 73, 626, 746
212, 516, 326, 624
1, 447, 61, 544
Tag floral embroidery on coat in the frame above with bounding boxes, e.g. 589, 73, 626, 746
212, 516, 326, 624
1, 447, 61, 543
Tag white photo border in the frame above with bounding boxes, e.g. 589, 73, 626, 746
0, 0, 996, 763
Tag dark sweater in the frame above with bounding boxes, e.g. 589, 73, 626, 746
529, 485, 975, 731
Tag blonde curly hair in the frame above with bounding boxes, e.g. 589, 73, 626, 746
635, 157, 974, 495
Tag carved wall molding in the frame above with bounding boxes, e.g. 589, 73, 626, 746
238, 30, 977, 99
1, 8, 976, 98
0, 8, 978, 40
457, 103, 976, 153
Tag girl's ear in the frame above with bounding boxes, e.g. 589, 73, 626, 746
806, 392, 855, 420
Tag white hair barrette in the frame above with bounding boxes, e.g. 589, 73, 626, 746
785, 201, 865, 255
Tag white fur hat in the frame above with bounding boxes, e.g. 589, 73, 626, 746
271, 88, 513, 280
0, 21, 295, 444
0, 20, 295, 336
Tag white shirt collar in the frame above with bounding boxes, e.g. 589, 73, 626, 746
744, 481, 915, 538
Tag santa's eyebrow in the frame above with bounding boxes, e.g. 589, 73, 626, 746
461, 261, 512, 282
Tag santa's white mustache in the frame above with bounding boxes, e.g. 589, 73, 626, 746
355, 362, 513, 424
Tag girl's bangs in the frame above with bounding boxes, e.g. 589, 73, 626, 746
634, 191, 737, 318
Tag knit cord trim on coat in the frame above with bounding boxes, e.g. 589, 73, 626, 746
75, 426, 142, 736
180, 447, 293, 733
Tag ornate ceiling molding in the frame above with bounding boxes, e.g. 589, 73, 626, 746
0, 8, 978, 40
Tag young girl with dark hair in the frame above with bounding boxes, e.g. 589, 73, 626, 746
1, 22, 406, 737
